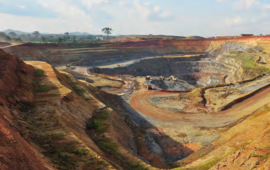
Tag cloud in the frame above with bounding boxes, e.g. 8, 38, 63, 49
0, 0, 58, 18
233, 0, 260, 10
154, 6, 161, 12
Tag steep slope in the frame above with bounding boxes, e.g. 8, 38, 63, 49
0, 49, 151, 170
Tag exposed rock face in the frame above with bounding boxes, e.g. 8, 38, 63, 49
90, 56, 241, 86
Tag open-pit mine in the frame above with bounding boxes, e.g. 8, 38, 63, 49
1, 36, 270, 170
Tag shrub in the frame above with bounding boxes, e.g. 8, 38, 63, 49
99, 110, 109, 119
57, 150, 62, 157
91, 119, 107, 132
73, 85, 86, 95
36, 85, 50, 92
100, 140, 120, 155
34, 70, 45, 77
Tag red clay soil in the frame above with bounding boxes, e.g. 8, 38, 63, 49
0, 49, 48, 170
130, 86, 270, 127
0, 112, 48, 170
109, 36, 270, 53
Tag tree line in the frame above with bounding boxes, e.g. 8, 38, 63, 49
0, 28, 114, 44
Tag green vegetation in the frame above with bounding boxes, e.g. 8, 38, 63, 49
88, 86, 95, 92
100, 140, 120, 155
226, 54, 270, 76
34, 70, 45, 77
99, 110, 109, 119
199, 154, 204, 158
73, 85, 86, 95
36, 85, 50, 92
251, 152, 256, 157
187, 158, 221, 170
91, 119, 107, 132
250, 105, 270, 118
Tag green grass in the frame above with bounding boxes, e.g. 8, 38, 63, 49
89, 119, 107, 132
99, 110, 109, 119
73, 85, 86, 95
36, 85, 50, 92
187, 158, 221, 170
34, 70, 45, 77
228, 55, 270, 72
100, 139, 121, 155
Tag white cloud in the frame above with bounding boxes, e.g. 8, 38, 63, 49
118, 1, 125, 6
154, 6, 160, 12
262, 4, 270, 10
233, 0, 260, 10
159, 11, 172, 18
225, 16, 250, 26
20, 5, 26, 9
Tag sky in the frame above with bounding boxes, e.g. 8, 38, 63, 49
0, 0, 270, 36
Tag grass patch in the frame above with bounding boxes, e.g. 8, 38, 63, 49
251, 105, 270, 118
36, 85, 50, 92
99, 110, 109, 119
89, 87, 95, 92
34, 70, 45, 77
227, 55, 270, 73
100, 139, 121, 155
73, 85, 86, 96
187, 158, 221, 170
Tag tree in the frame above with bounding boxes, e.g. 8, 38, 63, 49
102, 27, 112, 42
57, 37, 63, 44
41, 37, 46, 43
73, 35, 76, 43
8, 32, 17, 38
64, 32, 69, 41
32, 31, 40, 40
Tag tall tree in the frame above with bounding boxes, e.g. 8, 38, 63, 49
32, 31, 40, 40
64, 32, 69, 41
102, 27, 113, 42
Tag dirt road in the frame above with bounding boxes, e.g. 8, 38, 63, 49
130, 87, 270, 127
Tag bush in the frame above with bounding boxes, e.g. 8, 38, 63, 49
99, 110, 109, 119
36, 85, 50, 92
73, 85, 86, 95
91, 119, 107, 132
34, 70, 45, 77
100, 140, 120, 155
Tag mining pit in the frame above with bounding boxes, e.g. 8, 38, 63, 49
3, 37, 270, 169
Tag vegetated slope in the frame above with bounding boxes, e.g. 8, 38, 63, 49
0, 49, 151, 170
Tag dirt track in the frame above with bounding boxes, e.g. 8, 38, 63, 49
130, 86, 270, 127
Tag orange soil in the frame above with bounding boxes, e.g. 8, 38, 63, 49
130, 86, 270, 127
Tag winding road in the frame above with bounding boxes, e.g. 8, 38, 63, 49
130, 86, 270, 128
